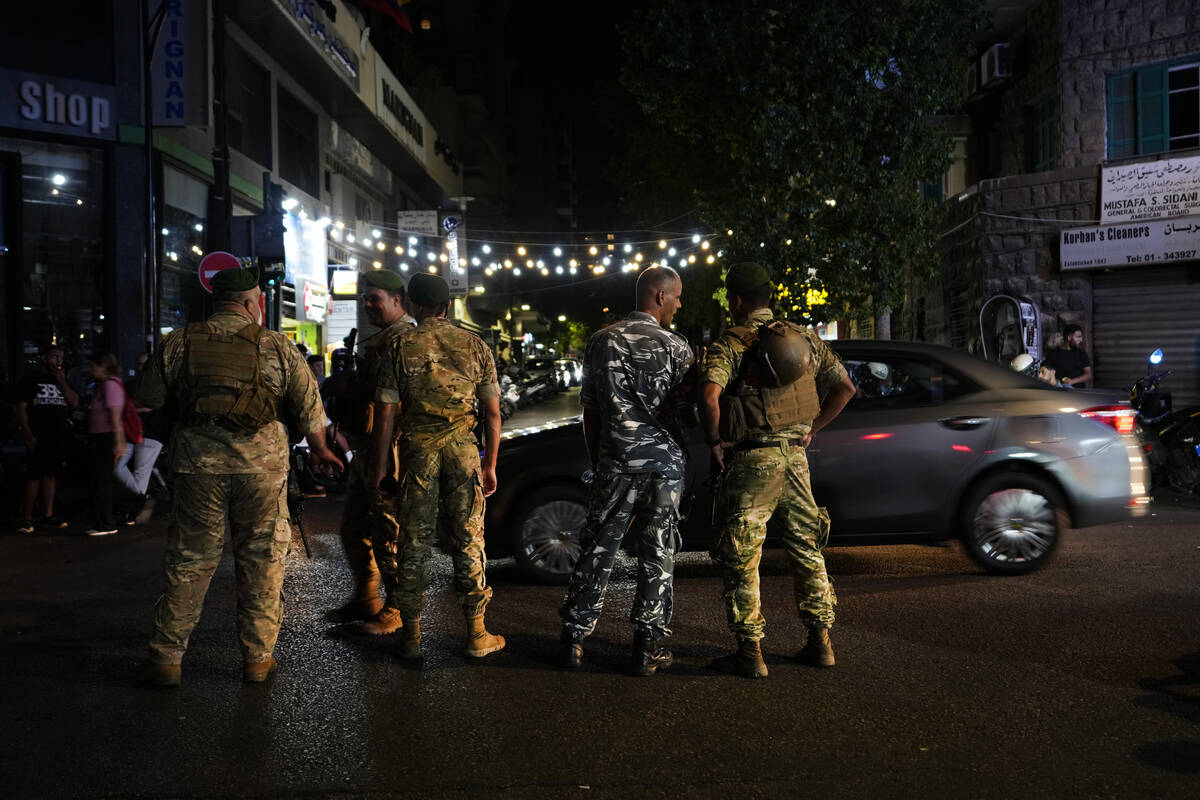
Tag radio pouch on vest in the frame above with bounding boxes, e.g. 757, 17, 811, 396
183, 322, 280, 433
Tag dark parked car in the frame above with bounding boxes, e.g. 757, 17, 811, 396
485, 340, 1149, 582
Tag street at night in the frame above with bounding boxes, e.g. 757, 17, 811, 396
2, 477, 1199, 797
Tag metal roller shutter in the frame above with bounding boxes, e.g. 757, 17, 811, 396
1092, 266, 1200, 406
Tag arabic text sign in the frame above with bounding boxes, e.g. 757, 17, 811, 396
1101, 155, 1200, 223
1060, 216, 1200, 271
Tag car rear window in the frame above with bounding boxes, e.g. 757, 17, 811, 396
841, 356, 981, 410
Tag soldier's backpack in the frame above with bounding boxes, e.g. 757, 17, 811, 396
181, 322, 281, 432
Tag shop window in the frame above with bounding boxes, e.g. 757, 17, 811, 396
226, 40, 271, 168
1107, 57, 1200, 158
0, 137, 106, 389
277, 88, 318, 197
159, 167, 210, 334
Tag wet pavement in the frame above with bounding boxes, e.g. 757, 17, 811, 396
2, 478, 1200, 797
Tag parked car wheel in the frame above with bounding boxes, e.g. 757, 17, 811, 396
960, 472, 1064, 575
511, 484, 589, 583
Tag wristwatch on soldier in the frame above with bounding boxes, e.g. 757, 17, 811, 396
706, 437, 722, 448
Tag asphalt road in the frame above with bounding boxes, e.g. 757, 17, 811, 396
2, 477, 1199, 798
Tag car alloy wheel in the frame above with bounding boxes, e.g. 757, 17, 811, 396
961, 473, 1063, 575
513, 488, 588, 583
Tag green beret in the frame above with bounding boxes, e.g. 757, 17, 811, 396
361, 269, 407, 292
210, 265, 259, 292
725, 262, 772, 295
408, 273, 450, 307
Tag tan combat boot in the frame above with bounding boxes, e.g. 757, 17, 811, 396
400, 619, 422, 659
796, 626, 835, 667
325, 594, 384, 624
136, 659, 182, 688
243, 657, 277, 683
709, 638, 768, 679
464, 614, 506, 657
361, 607, 404, 635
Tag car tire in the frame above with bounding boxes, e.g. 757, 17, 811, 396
960, 472, 1065, 575
511, 484, 589, 584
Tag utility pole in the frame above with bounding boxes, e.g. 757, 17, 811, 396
209, 0, 232, 254
141, 0, 166, 349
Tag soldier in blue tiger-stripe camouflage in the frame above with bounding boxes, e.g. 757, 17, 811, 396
558, 266, 694, 676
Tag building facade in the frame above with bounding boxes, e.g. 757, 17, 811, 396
903, 0, 1200, 404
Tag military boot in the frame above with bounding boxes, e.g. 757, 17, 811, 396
796, 626, 835, 667
400, 619, 422, 659
361, 607, 404, 635
325, 595, 384, 624
631, 630, 672, 677
464, 614, 506, 657
558, 629, 584, 669
709, 638, 769, 679
136, 659, 181, 688
243, 657, 277, 683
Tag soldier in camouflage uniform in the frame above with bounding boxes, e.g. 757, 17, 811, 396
326, 269, 415, 630
369, 273, 505, 659
134, 266, 342, 687
558, 267, 694, 676
699, 262, 856, 678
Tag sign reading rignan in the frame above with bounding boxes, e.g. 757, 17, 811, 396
1101, 155, 1200, 223
1060, 216, 1200, 270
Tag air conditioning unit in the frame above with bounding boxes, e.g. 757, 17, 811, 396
980, 42, 1012, 87
965, 63, 981, 99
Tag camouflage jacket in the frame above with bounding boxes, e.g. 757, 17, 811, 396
701, 308, 848, 442
581, 311, 694, 480
136, 310, 326, 474
343, 315, 414, 450
376, 317, 500, 451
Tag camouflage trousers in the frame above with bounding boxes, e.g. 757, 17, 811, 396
148, 472, 290, 664
560, 470, 682, 639
386, 436, 491, 620
337, 441, 400, 599
710, 442, 835, 640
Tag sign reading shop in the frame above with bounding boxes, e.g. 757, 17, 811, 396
1, 68, 115, 140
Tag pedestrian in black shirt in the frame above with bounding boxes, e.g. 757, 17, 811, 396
1043, 324, 1093, 387
16, 346, 78, 532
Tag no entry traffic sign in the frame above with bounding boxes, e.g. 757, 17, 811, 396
198, 251, 243, 293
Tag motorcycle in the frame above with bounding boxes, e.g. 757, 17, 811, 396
499, 374, 521, 420
1128, 348, 1200, 495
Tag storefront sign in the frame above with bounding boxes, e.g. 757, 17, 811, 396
374, 54, 427, 165
445, 229, 468, 297
1101, 155, 1200, 223
329, 268, 359, 296
283, 211, 329, 288
1060, 215, 1200, 270
1, 68, 115, 140
279, 0, 359, 86
150, 0, 205, 126
397, 210, 438, 236
301, 280, 328, 322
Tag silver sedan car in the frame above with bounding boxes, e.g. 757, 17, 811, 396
486, 339, 1149, 581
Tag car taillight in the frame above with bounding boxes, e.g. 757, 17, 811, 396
1080, 405, 1136, 435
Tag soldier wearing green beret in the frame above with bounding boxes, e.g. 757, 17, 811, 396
369, 273, 506, 660
698, 262, 857, 678
327, 269, 416, 631
134, 265, 344, 686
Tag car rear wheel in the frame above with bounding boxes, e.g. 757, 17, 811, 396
960, 472, 1064, 575
511, 485, 589, 584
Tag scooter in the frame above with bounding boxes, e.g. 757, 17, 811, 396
1128, 348, 1200, 495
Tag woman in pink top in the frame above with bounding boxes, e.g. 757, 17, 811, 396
86, 352, 127, 536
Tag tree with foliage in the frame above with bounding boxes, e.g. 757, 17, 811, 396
620, 0, 984, 332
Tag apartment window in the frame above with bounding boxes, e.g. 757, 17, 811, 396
226, 42, 271, 168
1030, 95, 1056, 171
277, 88, 318, 196
1107, 58, 1200, 158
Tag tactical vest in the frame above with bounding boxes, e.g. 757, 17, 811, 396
181, 322, 280, 432
720, 321, 821, 439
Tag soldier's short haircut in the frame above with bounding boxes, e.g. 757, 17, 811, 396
729, 282, 773, 309
213, 287, 260, 305
636, 266, 680, 305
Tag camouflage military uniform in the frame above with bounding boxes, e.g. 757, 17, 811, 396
703, 308, 848, 639
375, 317, 500, 619
560, 311, 694, 639
337, 317, 413, 594
136, 310, 326, 665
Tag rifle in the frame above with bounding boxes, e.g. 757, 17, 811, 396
287, 450, 312, 558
